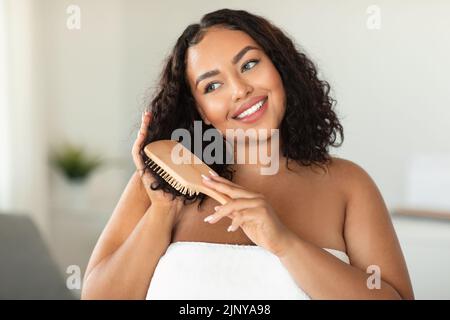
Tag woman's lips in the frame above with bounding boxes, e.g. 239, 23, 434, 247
234, 98, 268, 123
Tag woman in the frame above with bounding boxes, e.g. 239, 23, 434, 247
81, 9, 414, 300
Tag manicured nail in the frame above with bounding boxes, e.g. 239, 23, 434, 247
227, 225, 234, 232
209, 170, 219, 176
214, 206, 221, 211
201, 174, 211, 181
204, 215, 214, 222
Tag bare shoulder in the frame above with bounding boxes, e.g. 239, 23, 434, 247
326, 157, 379, 199
325, 156, 389, 230
325, 156, 390, 223
327, 157, 371, 180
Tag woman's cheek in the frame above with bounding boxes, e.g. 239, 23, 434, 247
202, 99, 229, 124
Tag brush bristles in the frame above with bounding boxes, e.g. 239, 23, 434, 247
145, 158, 199, 197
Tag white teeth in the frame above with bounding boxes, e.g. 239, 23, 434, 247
236, 98, 266, 119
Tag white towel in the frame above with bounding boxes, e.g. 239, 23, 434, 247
146, 241, 349, 300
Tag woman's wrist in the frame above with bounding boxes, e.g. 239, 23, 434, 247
142, 206, 174, 244
150, 201, 178, 213
276, 229, 302, 259
147, 202, 179, 228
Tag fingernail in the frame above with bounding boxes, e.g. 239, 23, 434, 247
201, 174, 211, 181
209, 170, 218, 176
227, 225, 234, 232
214, 206, 221, 211
204, 215, 214, 222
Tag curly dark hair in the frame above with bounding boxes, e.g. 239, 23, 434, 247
140, 8, 344, 205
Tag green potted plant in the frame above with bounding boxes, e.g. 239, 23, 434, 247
50, 142, 104, 212
50, 142, 103, 182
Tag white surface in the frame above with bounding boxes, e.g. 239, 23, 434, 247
404, 154, 450, 212
0, 0, 10, 211
392, 215, 450, 299
146, 241, 349, 300
2, 0, 50, 238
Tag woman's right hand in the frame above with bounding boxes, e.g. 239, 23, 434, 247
132, 111, 184, 225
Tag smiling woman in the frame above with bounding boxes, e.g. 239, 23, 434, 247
82, 8, 414, 300
187, 33, 283, 130
141, 9, 344, 204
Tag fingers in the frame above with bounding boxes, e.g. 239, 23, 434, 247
227, 213, 244, 232
204, 207, 259, 233
203, 198, 262, 224
228, 207, 261, 232
139, 111, 152, 136
132, 110, 158, 190
132, 110, 151, 170
201, 174, 261, 199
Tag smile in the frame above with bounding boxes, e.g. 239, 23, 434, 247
234, 97, 268, 122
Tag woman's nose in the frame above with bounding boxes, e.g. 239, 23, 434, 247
231, 78, 253, 102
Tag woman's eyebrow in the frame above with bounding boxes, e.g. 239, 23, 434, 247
195, 45, 260, 88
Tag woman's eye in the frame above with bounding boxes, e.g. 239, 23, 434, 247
203, 60, 259, 94
241, 59, 259, 72
204, 82, 221, 94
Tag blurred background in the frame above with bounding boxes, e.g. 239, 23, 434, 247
1, 0, 450, 299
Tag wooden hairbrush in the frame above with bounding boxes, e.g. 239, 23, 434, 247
143, 139, 231, 205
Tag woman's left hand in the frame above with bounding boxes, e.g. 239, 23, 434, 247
201, 172, 296, 257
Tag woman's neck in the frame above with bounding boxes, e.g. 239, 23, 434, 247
228, 135, 285, 177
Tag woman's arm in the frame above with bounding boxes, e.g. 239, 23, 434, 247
81, 171, 177, 299
82, 111, 186, 299
278, 160, 415, 299
84, 171, 150, 279
82, 203, 175, 299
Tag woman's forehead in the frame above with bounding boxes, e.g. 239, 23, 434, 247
186, 28, 260, 80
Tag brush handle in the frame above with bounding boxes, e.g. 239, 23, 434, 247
199, 186, 232, 205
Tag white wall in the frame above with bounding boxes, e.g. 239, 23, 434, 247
0, 0, 9, 207
39, 0, 130, 216
1, 0, 49, 236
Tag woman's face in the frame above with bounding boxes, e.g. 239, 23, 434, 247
186, 27, 286, 138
